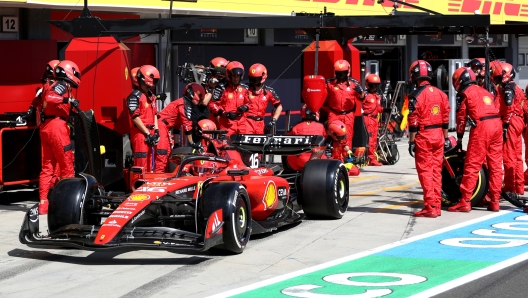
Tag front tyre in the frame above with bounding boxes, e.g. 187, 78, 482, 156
300, 159, 349, 219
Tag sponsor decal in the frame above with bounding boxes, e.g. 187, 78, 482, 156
239, 135, 312, 145
129, 194, 150, 201
162, 242, 184, 246
228, 93, 233, 99
131, 210, 145, 224
29, 206, 39, 223
102, 220, 121, 227
118, 207, 136, 211
154, 241, 161, 245
200, 28, 217, 38
429, 87, 434, 92
277, 186, 288, 201
125, 67, 128, 80
263, 181, 277, 210
147, 182, 175, 187
136, 186, 166, 192
175, 185, 196, 195
253, 168, 269, 175
108, 214, 129, 219
124, 202, 138, 207
113, 211, 133, 215
431, 105, 440, 115
206, 209, 223, 239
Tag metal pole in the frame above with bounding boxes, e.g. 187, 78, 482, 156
484, 26, 491, 93
314, 28, 320, 75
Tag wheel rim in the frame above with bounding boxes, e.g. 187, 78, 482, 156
235, 197, 249, 241
336, 170, 349, 211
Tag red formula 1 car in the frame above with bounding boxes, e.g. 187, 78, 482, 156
19, 132, 349, 254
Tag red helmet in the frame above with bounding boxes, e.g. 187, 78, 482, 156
197, 119, 217, 140
55, 60, 81, 88
334, 60, 350, 77
300, 104, 320, 121
192, 160, 224, 177
451, 67, 476, 91
248, 63, 268, 85
468, 58, 486, 77
491, 61, 514, 84
137, 65, 160, 87
365, 73, 381, 88
43, 59, 60, 82
210, 57, 229, 68
226, 61, 244, 84
184, 82, 206, 105
327, 120, 347, 141
131, 67, 140, 87
409, 60, 432, 82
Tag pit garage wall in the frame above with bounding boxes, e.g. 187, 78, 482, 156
518, 36, 528, 91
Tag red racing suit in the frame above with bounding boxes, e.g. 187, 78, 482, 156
363, 91, 383, 163
456, 84, 503, 204
128, 89, 157, 172
246, 85, 281, 134
328, 138, 360, 176
324, 78, 362, 149
154, 97, 193, 173
210, 84, 250, 136
499, 82, 525, 194
286, 121, 326, 171
39, 80, 75, 202
522, 95, 528, 184
408, 82, 450, 210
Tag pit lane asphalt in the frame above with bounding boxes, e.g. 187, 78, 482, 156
0, 135, 524, 298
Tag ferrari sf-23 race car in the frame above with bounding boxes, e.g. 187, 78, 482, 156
20, 133, 349, 254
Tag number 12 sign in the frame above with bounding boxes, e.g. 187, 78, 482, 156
2, 17, 18, 33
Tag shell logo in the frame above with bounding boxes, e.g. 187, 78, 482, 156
228, 93, 234, 99
125, 67, 128, 80
145, 102, 149, 108
483, 96, 492, 105
370, 98, 375, 103
373, 76, 378, 81
202, 123, 208, 128
216, 63, 221, 67
431, 105, 440, 115
334, 86, 339, 90
129, 194, 150, 201
263, 182, 277, 210
146, 71, 151, 76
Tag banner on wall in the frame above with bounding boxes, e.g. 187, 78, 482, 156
24, 0, 528, 24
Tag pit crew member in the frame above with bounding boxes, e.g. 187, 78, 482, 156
326, 120, 360, 176
362, 73, 385, 166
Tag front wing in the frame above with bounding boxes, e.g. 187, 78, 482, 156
19, 204, 222, 251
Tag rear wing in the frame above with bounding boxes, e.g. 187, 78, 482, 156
229, 134, 325, 155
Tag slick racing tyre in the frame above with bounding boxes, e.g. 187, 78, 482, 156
300, 159, 349, 219
48, 178, 86, 232
202, 182, 251, 254
441, 153, 488, 207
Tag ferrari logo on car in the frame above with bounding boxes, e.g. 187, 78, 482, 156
431, 105, 440, 115
483, 96, 492, 105
99, 235, 105, 240
129, 194, 150, 201
263, 182, 277, 210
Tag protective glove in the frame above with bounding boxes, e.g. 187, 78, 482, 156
224, 112, 239, 120
156, 93, 167, 101
189, 142, 204, 153
237, 105, 249, 113
144, 133, 156, 146
503, 122, 509, 142
264, 118, 277, 134
444, 137, 452, 152
408, 141, 415, 158
69, 98, 80, 108
153, 129, 160, 146
454, 140, 463, 152
353, 84, 364, 95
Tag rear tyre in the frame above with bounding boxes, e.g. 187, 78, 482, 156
202, 183, 251, 254
300, 159, 349, 219
441, 154, 488, 207
48, 178, 86, 232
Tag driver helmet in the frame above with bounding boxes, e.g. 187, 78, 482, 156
327, 120, 347, 141
192, 160, 224, 176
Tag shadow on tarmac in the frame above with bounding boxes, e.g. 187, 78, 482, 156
8, 248, 212, 265
346, 206, 415, 216
0, 187, 38, 205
